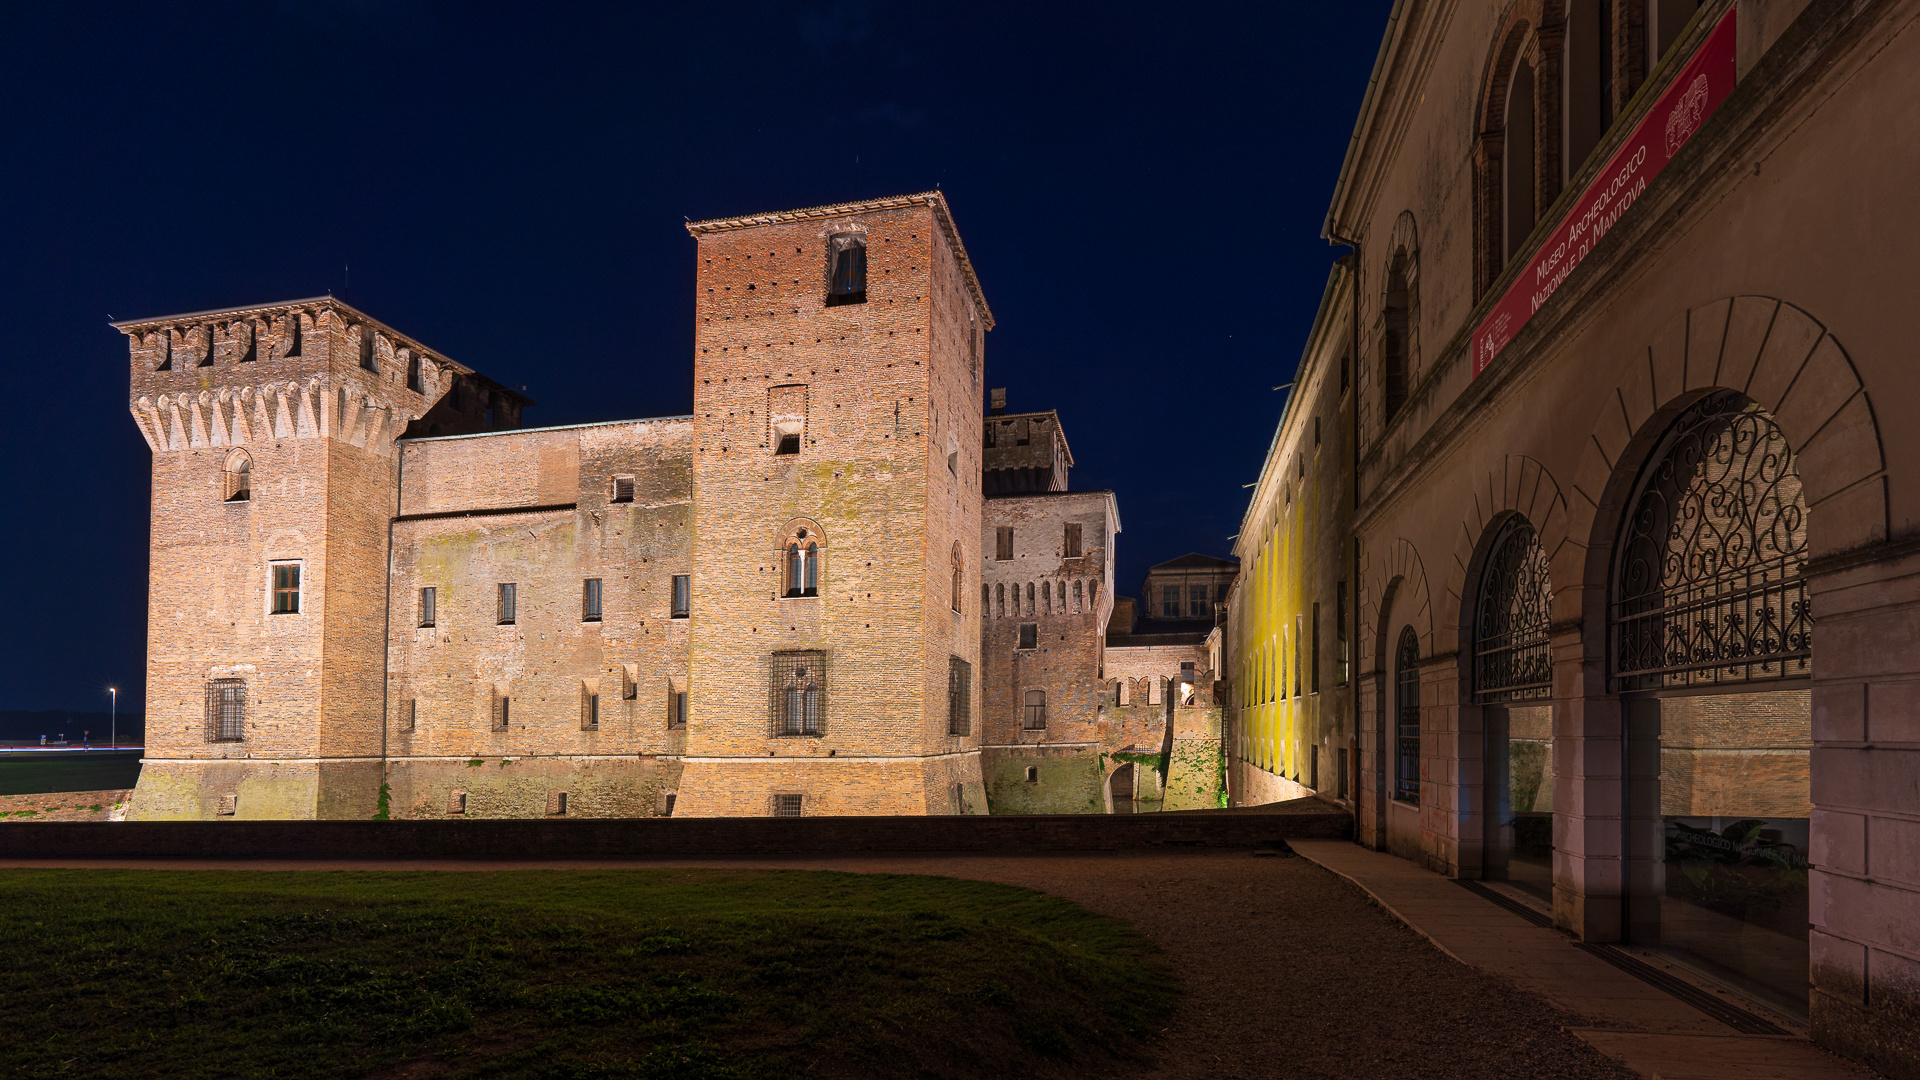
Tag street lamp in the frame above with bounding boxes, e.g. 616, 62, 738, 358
108, 687, 116, 749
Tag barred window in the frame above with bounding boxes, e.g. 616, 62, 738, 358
611, 475, 635, 503
671, 575, 690, 619
948, 657, 972, 736
770, 651, 825, 736
271, 563, 301, 615
419, 586, 436, 628
772, 793, 804, 817
205, 678, 245, 742
583, 578, 603, 622
1022, 689, 1047, 730
497, 582, 517, 625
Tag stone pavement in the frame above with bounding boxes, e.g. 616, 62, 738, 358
1289, 840, 1878, 1080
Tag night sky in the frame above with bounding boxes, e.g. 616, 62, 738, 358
0, 1, 1391, 713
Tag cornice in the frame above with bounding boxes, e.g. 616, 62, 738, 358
686, 191, 995, 330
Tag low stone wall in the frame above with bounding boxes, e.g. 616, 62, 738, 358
0, 800, 1350, 860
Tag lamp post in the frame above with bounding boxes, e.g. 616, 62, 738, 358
108, 687, 116, 749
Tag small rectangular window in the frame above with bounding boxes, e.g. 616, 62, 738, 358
418, 586, 436, 628
493, 692, 510, 731
671, 575, 690, 619
359, 326, 376, 372
407, 353, 423, 393
1025, 766, 1038, 783
995, 527, 1013, 561
772, 793, 804, 817
1064, 523, 1083, 558
449, 790, 467, 815
270, 563, 301, 615
1314, 415, 1322, 447
548, 790, 569, 815
1017, 623, 1037, 650
948, 657, 972, 737
622, 664, 639, 701
611, 475, 635, 503
668, 686, 687, 729
205, 678, 245, 742
583, 578, 603, 622
497, 583, 517, 625
582, 691, 600, 731
776, 432, 801, 455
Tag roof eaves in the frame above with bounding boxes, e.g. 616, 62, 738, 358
1322, 0, 1409, 241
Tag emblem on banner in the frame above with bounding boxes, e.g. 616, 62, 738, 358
1665, 74, 1710, 158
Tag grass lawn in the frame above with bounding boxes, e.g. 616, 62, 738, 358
0, 869, 1176, 1079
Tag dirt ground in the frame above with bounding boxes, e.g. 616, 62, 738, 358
2, 847, 1641, 1079
0, 788, 129, 821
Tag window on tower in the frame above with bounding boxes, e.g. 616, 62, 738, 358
826, 234, 867, 305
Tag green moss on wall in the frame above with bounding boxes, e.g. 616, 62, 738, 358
981, 749, 1103, 815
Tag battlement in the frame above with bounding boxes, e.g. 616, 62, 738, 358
116, 297, 533, 453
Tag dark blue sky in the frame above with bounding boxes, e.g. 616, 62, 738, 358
0, 1, 1390, 713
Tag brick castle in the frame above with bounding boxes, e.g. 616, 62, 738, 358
120, 192, 1229, 820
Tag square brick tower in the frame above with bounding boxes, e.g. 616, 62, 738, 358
116, 298, 526, 819
675, 193, 992, 816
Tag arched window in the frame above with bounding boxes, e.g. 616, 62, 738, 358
1474, 516, 1553, 702
951, 543, 964, 613
224, 450, 251, 502
783, 526, 820, 598
1023, 689, 1047, 730
1504, 57, 1537, 263
995, 582, 1005, 617
1610, 392, 1809, 691
1025, 582, 1035, 615
1074, 579, 1085, 613
1395, 626, 1421, 804
1383, 249, 1412, 419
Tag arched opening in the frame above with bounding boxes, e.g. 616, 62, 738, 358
783, 526, 819, 598
1109, 762, 1136, 815
223, 450, 251, 502
1394, 626, 1421, 805
1471, 515, 1554, 903
1383, 250, 1412, 419
1504, 57, 1538, 262
1610, 390, 1812, 1019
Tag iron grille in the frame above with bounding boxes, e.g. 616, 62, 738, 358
205, 678, 245, 742
1394, 627, 1420, 804
771, 793, 804, 817
948, 656, 972, 736
1610, 392, 1810, 692
770, 651, 826, 737
1474, 516, 1554, 702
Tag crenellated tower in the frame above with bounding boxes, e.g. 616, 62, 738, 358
117, 297, 528, 818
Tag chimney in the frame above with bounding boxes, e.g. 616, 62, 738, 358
989, 388, 1006, 416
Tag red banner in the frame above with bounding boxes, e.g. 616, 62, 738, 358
1472, 9, 1737, 378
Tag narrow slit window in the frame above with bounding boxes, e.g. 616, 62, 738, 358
404, 698, 417, 732
271, 564, 301, 615
494, 693, 511, 731
1336, 580, 1350, 686
668, 684, 687, 728
407, 353, 424, 393
622, 664, 639, 701
497, 583, 517, 625
582, 690, 600, 730
419, 586, 436, 628
583, 578, 603, 622
671, 575, 690, 619
359, 326, 377, 372
1311, 602, 1321, 693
